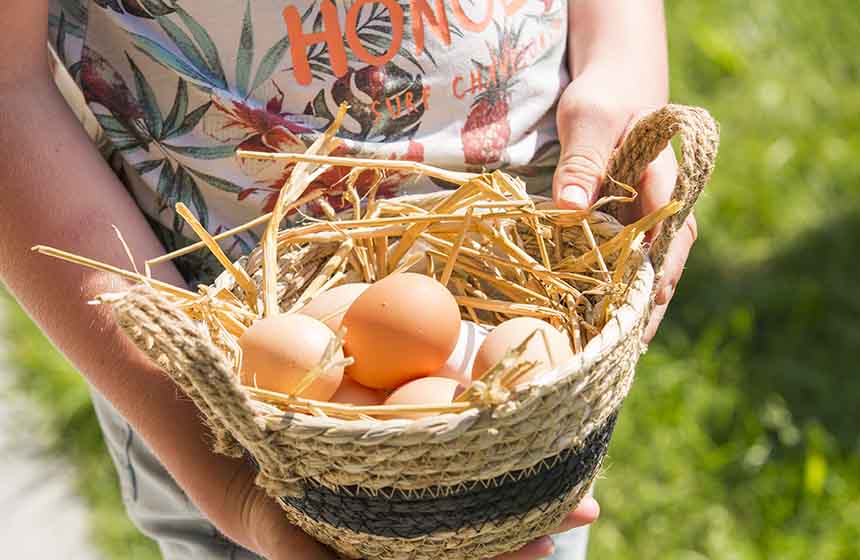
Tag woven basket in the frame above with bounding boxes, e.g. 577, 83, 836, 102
110, 104, 718, 559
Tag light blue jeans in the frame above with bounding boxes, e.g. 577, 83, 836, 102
91, 390, 589, 559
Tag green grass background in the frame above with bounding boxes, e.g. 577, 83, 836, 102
3, 1, 859, 558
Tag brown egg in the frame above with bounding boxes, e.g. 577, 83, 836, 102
298, 283, 370, 332
239, 314, 344, 401
383, 377, 461, 417
343, 272, 461, 389
329, 376, 386, 406
472, 317, 574, 386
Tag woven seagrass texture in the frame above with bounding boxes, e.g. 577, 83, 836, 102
279, 417, 615, 560
109, 104, 719, 559
280, 415, 615, 538
283, 475, 593, 560
113, 294, 257, 457
606, 104, 720, 283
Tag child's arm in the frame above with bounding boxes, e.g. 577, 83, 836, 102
0, 3, 331, 558
553, 0, 694, 341
1, 5, 596, 559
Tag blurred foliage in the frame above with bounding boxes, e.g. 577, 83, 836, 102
591, 1, 860, 559
3, 1, 860, 558
0, 290, 160, 559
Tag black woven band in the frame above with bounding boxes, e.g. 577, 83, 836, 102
280, 413, 617, 538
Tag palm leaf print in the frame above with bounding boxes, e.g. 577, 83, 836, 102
123, 74, 213, 144
56, 0, 88, 23
250, 35, 292, 95
235, 1, 255, 97
162, 143, 237, 160
168, 100, 212, 138
95, 0, 175, 18
127, 54, 164, 139
163, 78, 189, 136
79, 51, 242, 227
131, 33, 215, 89
144, 157, 242, 230
156, 17, 225, 87
130, 5, 292, 98
50, 11, 85, 71
133, 159, 165, 175
172, 5, 229, 86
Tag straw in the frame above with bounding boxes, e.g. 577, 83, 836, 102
261, 104, 348, 317
31, 246, 196, 300
175, 203, 259, 310
30, 129, 687, 422
237, 151, 479, 186
146, 188, 325, 268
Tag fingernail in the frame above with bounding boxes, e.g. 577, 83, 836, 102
560, 185, 589, 209
537, 536, 555, 558
578, 495, 601, 519
656, 283, 674, 305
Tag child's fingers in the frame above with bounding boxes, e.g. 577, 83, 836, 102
548, 495, 600, 534
491, 536, 556, 560
644, 299, 669, 344
621, 144, 678, 227
552, 87, 629, 210
489, 496, 600, 560
643, 213, 697, 343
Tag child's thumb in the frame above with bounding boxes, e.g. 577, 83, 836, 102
552, 103, 623, 210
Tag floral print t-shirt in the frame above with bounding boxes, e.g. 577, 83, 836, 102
48, 0, 569, 282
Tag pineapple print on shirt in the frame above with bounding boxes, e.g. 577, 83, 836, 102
47, 0, 570, 270
461, 22, 528, 168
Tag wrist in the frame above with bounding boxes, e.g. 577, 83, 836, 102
562, 62, 668, 114
218, 457, 266, 552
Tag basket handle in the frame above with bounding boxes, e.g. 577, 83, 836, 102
604, 104, 720, 289
111, 286, 266, 451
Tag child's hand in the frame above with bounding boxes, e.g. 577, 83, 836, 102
226, 462, 337, 559
492, 495, 600, 559
551, 78, 694, 343
552, 0, 684, 342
